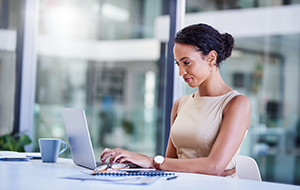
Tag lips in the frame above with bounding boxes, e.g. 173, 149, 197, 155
184, 78, 191, 82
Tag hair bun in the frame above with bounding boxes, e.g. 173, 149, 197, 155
174, 23, 235, 66
221, 33, 235, 59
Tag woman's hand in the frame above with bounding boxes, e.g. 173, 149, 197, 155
100, 148, 154, 168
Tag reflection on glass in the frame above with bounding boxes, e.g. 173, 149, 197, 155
182, 1, 300, 185
0, 52, 16, 135
186, 0, 300, 13
35, 0, 163, 160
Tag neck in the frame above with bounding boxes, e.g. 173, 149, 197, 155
196, 69, 232, 97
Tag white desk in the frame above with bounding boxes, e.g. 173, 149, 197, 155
0, 158, 299, 190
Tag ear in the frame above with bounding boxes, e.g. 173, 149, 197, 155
207, 50, 217, 66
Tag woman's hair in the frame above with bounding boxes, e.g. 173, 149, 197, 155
174, 23, 234, 67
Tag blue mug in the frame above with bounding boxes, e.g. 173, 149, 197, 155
39, 138, 67, 163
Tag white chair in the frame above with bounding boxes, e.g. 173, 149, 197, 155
236, 155, 262, 181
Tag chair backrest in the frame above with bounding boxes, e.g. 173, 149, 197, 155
236, 155, 262, 181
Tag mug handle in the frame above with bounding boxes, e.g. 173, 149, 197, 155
59, 141, 67, 155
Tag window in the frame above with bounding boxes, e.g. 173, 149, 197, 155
34, 0, 165, 158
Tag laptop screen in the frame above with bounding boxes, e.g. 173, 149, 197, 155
62, 108, 97, 170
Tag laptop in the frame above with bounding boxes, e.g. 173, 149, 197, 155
62, 108, 100, 170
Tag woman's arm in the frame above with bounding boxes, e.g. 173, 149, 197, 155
205, 95, 251, 175
165, 98, 181, 158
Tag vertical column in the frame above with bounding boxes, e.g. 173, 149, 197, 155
12, 0, 26, 135
0, 0, 9, 29
164, 0, 185, 153
173, 0, 185, 102
19, 0, 39, 151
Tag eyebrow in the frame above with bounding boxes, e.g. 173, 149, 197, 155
174, 57, 189, 62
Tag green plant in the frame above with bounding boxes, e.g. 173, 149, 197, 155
0, 132, 32, 152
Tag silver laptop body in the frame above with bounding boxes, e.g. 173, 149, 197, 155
62, 108, 98, 170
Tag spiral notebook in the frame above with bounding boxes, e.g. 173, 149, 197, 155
62, 170, 175, 185
92, 170, 175, 177
62, 174, 160, 185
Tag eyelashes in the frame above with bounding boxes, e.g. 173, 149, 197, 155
174, 61, 191, 66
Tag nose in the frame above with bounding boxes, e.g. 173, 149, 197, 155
178, 65, 186, 76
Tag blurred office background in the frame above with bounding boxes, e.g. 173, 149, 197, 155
1, 0, 300, 185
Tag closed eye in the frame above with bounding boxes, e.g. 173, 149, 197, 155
174, 61, 191, 66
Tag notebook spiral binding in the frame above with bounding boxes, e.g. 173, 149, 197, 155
94, 170, 175, 177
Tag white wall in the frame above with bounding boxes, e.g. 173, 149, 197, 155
155, 5, 300, 41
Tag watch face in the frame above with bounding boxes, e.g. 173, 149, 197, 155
154, 155, 164, 164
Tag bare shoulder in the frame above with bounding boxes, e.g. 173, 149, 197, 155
224, 94, 251, 115
170, 97, 182, 125
222, 94, 251, 131
173, 97, 181, 111
230, 94, 250, 106
171, 97, 181, 116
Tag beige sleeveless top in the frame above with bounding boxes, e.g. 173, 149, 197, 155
170, 90, 242, 171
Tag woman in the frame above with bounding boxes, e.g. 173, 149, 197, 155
100, 23, 251, 178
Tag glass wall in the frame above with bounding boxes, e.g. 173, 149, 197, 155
181, 0, 300, 185
0, 50, 15, 136
33, 0, 165, 158
0, 0, 18, 138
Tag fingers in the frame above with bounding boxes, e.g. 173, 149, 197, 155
100, 148, 115, 162
100, 148, 152, 168
100, 148, 127, 164
110, 150, 123, 164
115, 156, 129, 164
100, 148, 111, 158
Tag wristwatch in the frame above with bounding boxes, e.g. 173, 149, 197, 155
153, 155, 165, 170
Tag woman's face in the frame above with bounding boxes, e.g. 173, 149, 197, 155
173, 43, 211, 88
